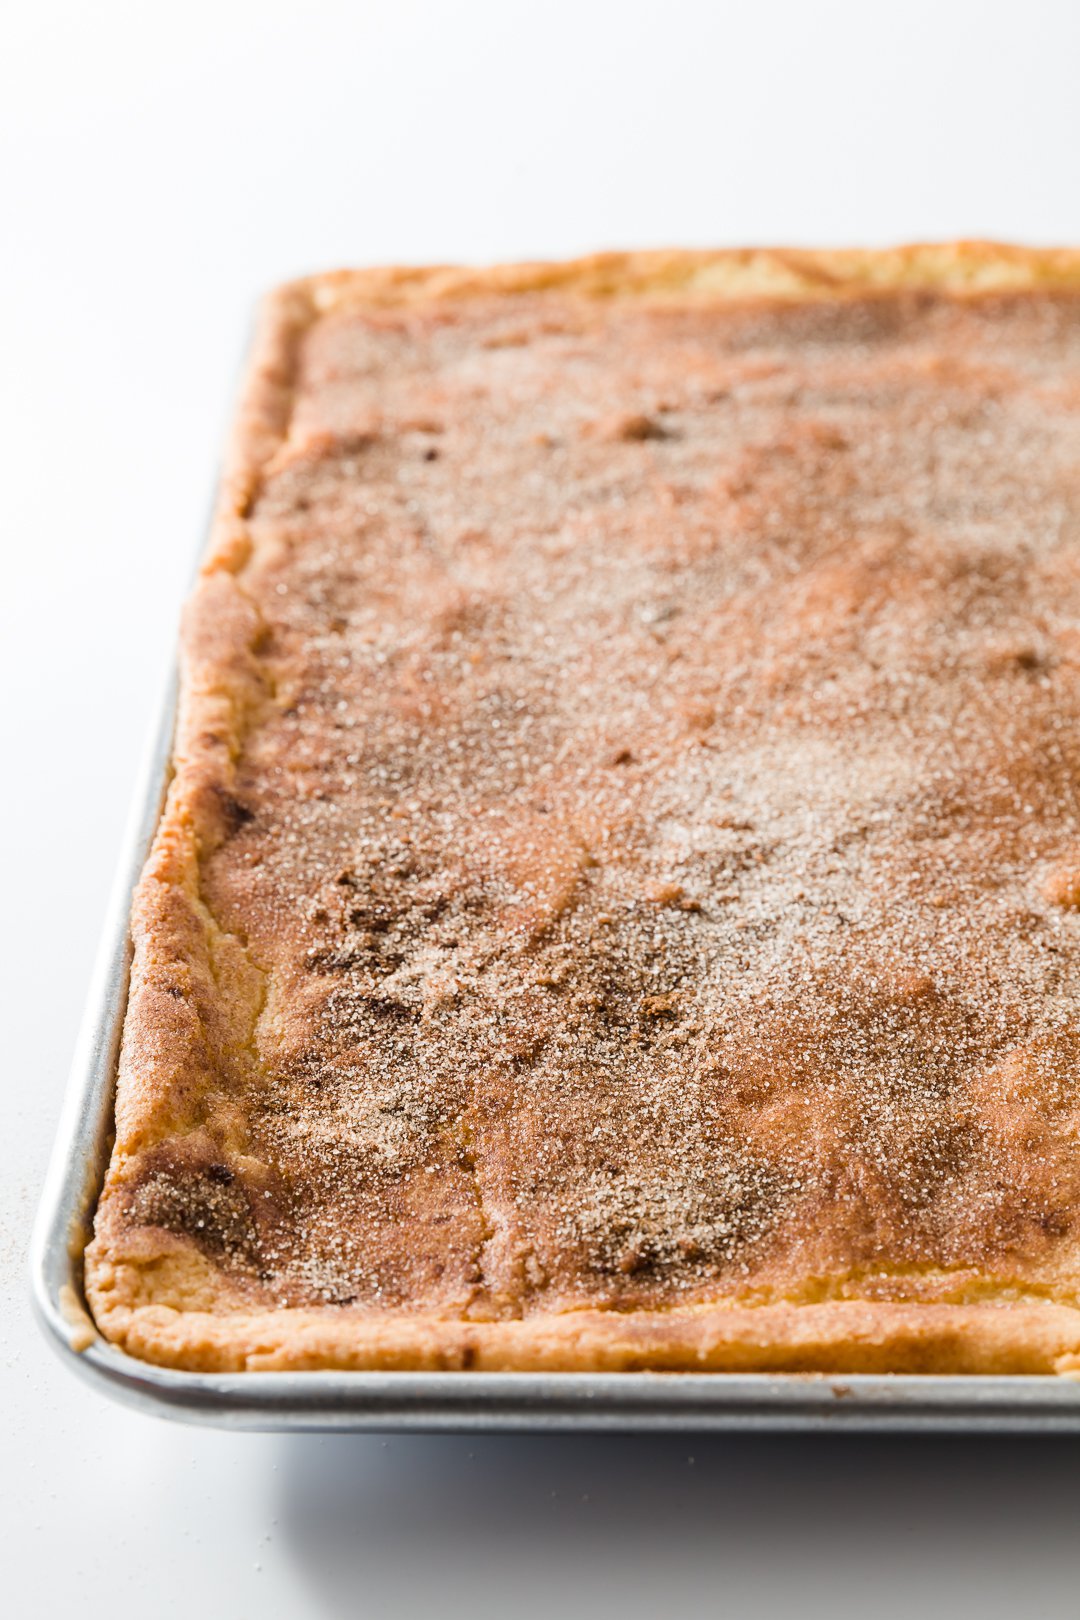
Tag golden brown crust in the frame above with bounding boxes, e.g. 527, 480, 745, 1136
86, 244, 1080, 1373
296, 242, 1080, 310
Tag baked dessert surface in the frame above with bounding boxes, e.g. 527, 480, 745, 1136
85, 244, 1080, 1373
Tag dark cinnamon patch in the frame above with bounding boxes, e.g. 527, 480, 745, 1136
213, 787, 256, 835
585, 410, 670, 443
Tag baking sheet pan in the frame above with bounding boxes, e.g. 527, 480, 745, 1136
29, 622, 1080, 1433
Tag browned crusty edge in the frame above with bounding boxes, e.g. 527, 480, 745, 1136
86, 244, 1080, 1373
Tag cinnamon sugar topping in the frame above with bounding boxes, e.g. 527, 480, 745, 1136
94, 275, 1080, 1344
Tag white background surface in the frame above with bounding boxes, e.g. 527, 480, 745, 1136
4, 2, 1080, 1614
